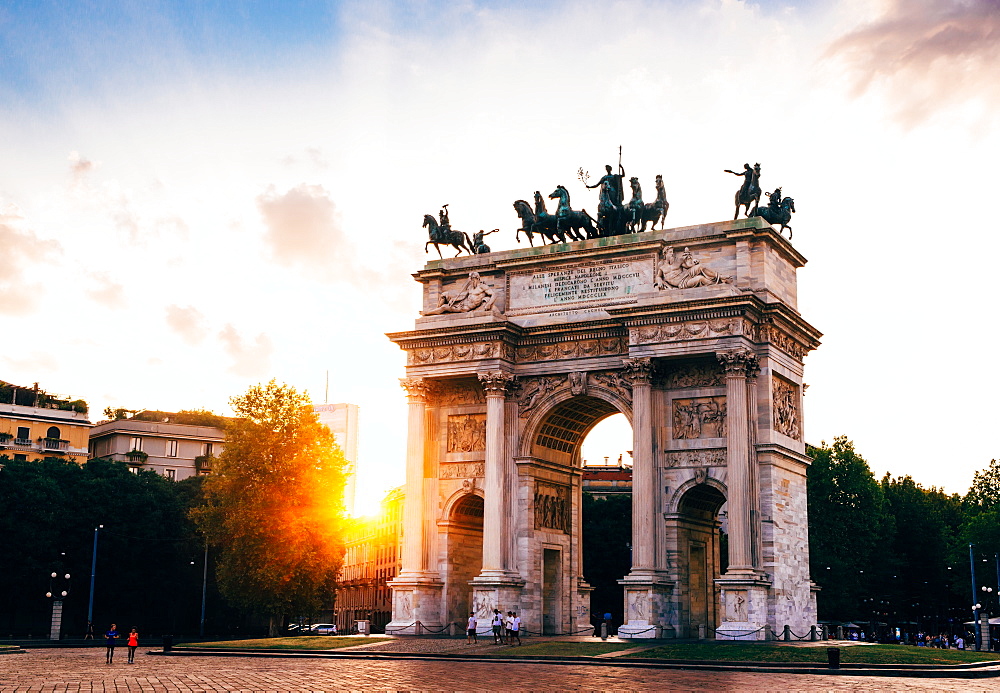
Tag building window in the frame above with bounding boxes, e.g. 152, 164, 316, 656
167, 439, 178, 457
129, 467, 139, 475
165, 469, 176, 481
201, 442, 213, 456
130, 436, 143, 452
14, 454, 27, 462
46, 426, 61, 439
16, 427, 29, 443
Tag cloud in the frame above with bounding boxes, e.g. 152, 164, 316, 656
0, 205, 62, 315
85, 272, 127, 309
218, 323, 273, 377
165, 305, 208, 345
825, 0, 1000, 126
256, 183, 349, 274
68, 151, 98, 186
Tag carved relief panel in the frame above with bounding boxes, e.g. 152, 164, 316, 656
433, 379, 485, 407
440, 462, 485, 479
446, 414, 487, 452
534, 481, 570, 533
659, 362, 725, 389
672, 396, 727, 439
772, 376, 801, 440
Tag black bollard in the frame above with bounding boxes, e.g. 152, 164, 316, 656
827, 647, 840, 669
162, 634, 173, 653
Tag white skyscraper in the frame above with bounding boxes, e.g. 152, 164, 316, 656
313, 403, 359, 515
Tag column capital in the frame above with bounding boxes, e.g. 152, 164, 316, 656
400, 377, 431, 402
478, 371, 515, 396
717, 348, 757, 376
622, 357, 654, 385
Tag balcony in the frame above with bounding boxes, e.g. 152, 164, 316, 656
39, 438, 69, 451
194, 454, 214, 473
125, 449, 148, 464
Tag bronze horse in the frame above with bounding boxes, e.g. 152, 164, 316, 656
423, 214, 472, 258
751, 196, 795, 239
548, 186, 598, 240
513, 200, 566, 246
638, 174, 669, 232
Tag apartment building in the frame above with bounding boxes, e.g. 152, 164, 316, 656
0, 380, 91, 464
88, 410, 226, 480
334, 486, 403, 633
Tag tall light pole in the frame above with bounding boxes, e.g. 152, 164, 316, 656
87, 525, 102, 629
970, 543, 982, 651
200, 541, 208, 637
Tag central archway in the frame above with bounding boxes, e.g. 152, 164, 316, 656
519, 390, 632, 635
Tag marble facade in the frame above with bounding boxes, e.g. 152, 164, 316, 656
385, 217, 821, 639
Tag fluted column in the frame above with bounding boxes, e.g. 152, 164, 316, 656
745, 356, 762, 570
623, 357, 655, 573
477, 370, 515, 578
718, 349, 753, 573
399, 377, 430, 576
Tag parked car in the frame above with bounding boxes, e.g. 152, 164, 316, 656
309, 623, 338, 635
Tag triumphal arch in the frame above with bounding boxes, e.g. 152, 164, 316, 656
386, 216, 821, 638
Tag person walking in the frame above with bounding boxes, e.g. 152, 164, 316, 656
491, 609, 504, 644
126, 628, 138, 663
511, 612, 521, 646
466, 612, 477, 644
84, 621, 95, 640
104, 623, 119, 663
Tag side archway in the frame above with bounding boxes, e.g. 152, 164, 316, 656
439, 491, 484, 627
667, 481, 728, 638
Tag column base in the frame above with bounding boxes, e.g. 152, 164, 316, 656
469, 576, 525, 630
714, 572, 772, 641
617, 573, 675, 639
574, 578, 594, 635
386, 576, 444, 635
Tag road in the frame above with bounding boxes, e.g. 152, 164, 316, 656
0, 648, 989, 692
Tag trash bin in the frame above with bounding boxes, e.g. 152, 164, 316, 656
827, 647, 840, 669
162, 635, 174, 653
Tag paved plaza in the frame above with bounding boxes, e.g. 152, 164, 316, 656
0, 648, 993, 692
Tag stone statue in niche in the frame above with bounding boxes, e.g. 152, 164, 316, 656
673, 396, 727, 439
422, 271, 497, 315
654, 247, 733, 290
772, 377, 801, 440
446, 413, 487, 452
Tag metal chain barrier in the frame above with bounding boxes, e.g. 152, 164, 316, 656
714, 625, 768, 639
383, 622, 416, 635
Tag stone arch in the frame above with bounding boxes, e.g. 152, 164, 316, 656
668, 480, 728, 638
439, 490, 484, 627
518, 384, 632, 464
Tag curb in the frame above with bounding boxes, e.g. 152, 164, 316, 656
156, 647, 1000, 679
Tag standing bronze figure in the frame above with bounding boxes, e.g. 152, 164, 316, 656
472, 228, 499, 254
725, 163, 761, 219
586, 162, 627, 237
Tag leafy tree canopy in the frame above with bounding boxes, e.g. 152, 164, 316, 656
191, 380, 347, 626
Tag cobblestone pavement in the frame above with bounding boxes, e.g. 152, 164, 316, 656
0, 648, 993, 692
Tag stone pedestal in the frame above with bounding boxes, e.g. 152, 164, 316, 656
616, 576, 675, 639
385, 579, 445, 634
469, 580, 524, 627
574, 579, 594, 635
714, 573, 772, 640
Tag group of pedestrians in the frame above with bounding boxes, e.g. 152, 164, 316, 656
101, 623, 140, 663
466, 609, 521, 645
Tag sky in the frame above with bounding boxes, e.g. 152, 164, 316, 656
1, 0, 998, 512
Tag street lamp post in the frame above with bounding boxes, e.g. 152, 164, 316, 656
200, 542, 208, 638
46, 566, 71, 640
86, 525, 102, 629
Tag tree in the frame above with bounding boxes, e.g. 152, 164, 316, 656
807, 436, 892, 621
191, 380, 347, 633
